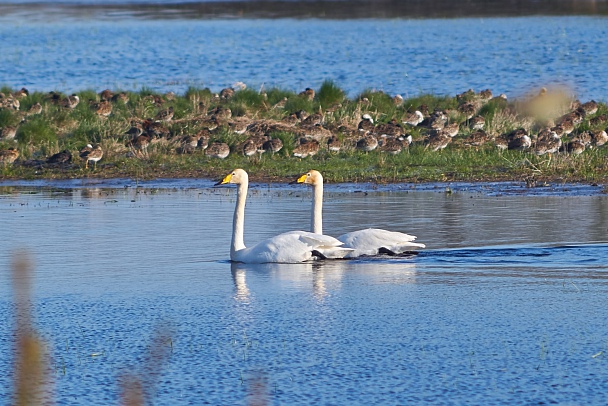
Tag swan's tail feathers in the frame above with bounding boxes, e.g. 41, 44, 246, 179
404, 242, 426, 249
387, 242, 427, 253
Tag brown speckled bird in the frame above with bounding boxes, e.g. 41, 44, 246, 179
205, 142, 230, 159
0, 148, 19, 165
99, 89, 113, 101
327, 136, 342, 153
293, 138, 320, 158
262, 137, 283, 154
127, 135, 151, 157
356, 135, 379, 152
426, 132, 452, 151
61, 94, 80, 109
0, 125, 17, 140
219, 87, 235, 100
561, 139, 585, 155
299, 87, 315, 101
46, 150, 72, 165
26, 102, 43, 116
92, 101, 112, 117
155, 106, 174, 122
80, 144, 104, 169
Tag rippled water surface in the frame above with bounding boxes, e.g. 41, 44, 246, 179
1, 16, 608, 100
1, 182, 608, 404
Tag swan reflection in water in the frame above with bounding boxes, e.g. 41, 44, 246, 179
231, 264, 252, 302
230, 261, 340, 302
230, 258, 418, 302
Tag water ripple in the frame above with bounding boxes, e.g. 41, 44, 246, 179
2, 186, 608, 404
1, 17, 607, 100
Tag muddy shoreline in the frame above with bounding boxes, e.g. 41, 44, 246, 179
1, 173, 606, 197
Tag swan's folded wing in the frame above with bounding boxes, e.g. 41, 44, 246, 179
242, 231, 349, 263
338, 228, 425, 257
294, 231, 345, 248
242, 233, 312, 263
294, 231, 354, 260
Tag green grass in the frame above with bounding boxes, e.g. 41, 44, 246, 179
17, 118, 57, 148
284, 97, 314, 114
0, 109, 18, 127
356, 89, 396, 117
317, 80, 345, 108
231, 88, 267, 110
77, 89, 100, 102
1, 85, 15, 95
265, 88, 296, 106
403, 93, 458, 113
0, 84, 606, 183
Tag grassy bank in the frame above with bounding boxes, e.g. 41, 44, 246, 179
1, 83, 607, 184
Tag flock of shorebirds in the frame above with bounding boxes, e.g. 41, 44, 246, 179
0, 85, 607, 168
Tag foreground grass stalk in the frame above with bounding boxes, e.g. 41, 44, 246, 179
12, 252, 51, 406
119, 326, 173, 406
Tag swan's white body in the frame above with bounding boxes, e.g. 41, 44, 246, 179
295, 170, 425, 258
218, 169, 352, 263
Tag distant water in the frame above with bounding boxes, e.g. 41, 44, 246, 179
0, 13, 607, 101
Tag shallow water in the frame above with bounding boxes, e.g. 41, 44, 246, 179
1, 16, 608, 101
0, 182, 607, 404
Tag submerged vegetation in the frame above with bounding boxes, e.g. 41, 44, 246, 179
1, 82, 607, 184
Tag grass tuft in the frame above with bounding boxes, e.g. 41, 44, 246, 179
231, 89, 267, 110
284, 97, 314, 114
17, 118, 57, 148
317, 80, 345, 108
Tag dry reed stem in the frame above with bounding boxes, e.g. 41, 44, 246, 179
12, 252, 51, 406
246, 373, 269, 406
120, 376, 145, 406
119, 326, 173, 406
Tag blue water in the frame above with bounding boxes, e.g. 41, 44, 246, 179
0, 184, 607, 404
1, 16, 607, 101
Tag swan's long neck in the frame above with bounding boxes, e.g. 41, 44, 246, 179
311, 181, 323, 235
231, 180, 247, 257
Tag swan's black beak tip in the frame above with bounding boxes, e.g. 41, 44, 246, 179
288, 179, 299, 185
213, 181, 223, 186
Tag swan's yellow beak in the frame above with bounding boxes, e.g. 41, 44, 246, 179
289, 173, 308, 185
215, 173, 233, 186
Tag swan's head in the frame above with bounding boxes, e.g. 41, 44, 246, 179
294, 170, 323, 186
216, 168, 248, 185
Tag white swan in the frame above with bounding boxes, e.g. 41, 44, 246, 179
216, 169, 352, 263
293, 170, 426, 258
